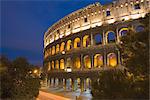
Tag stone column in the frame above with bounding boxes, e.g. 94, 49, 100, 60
91, 55, 94, 69
103, 51, 107, 68
64, 79, 67, 91
53, 78, 55, 87
80, 37, 83, 48
49, 78, 51, 87
116, 27, 120, 43
81, 54, 84, 71
64, 57, 67, 71
91, 33, 94, 46
103, 30, 106, 45
71, 79, 75, 91
47, 79, 50, 87
117, 50, 121, 65
71, 39, 74, 49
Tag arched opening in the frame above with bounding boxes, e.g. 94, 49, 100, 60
60, 42, 65, 52
66, 58, 72, 68
83, 35, 90, 47
66, 78, 72, 90
119, 27, 128, 37
94, 54, 103, 68
56, 44, 59, 53
107, 53, 117, 67
94, 34, 102, 45
85, 78, 91, 91
84, 55, 91, 69
75, 78, 81, 91
107, 31, 116, 43
48, 62, 51, 71
55, 60, 59, 69
136, 25, 144, 32
55, 78, 59, 86
52, 61, 54, 69
60, 59, 65, 70
66, 40, 72, 51
74, 57, 81, 69
74, 38, 81, 48
52, 46, 55, 55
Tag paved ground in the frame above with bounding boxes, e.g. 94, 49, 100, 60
39, 86, 92, 100
37, 91, 71, 100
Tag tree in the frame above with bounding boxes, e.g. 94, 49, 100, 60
0, 56, 13, 98
0, 56, 40, 99
91, 69, 135, 99
119, 13, 149, 99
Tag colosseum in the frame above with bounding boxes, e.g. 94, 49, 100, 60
43, 0, 149, 93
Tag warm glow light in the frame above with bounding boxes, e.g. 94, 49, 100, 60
52, 46, 55, 55
83, 35, 90, 47
56, 44, 59, 53
74, 38, 80, 48
55, 60, 59, 69
60, 59, 64, 69
66, 40, 72, 50
108, 53, 117, 67
66, 68, 72, 72
48, 62, 51, 71
74, 57, 81, 69
34, 69, 38, 74
94, 54, 103, 68
52, 61, 54, 69
62, 51, 65, 54
84, 55, 91, 68
60, 42, 65, 52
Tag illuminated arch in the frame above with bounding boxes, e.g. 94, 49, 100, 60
107, 53, 117, 67
60, 59, 65, 70
52, 46, 55, 55
84, 55, 91, 69
48, 62, 51, 71
56, 44, 59, 53
60, 42, 65, 52
106, 31, 116, 43
85, 78, 91, 89
74, 57, 81, 69
74, 38, 81, 48
136, 25, 144, 32
75, 78, 80, 89
94, 34, 102, 45
119, 27, 128, 36
83, 35, 90, 47
94, 54, 103, 68
55, 60, 59, 69
66, 40, 72, 51
51, 61, 54, 69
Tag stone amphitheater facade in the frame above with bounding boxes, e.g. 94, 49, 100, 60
43, 0, 149, 92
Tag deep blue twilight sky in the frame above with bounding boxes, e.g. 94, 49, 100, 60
1, 0, 113, 66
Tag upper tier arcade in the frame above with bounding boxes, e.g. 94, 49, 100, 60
44, 0, 149, 48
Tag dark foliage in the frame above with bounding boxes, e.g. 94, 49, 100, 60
0, 56, 40, 99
